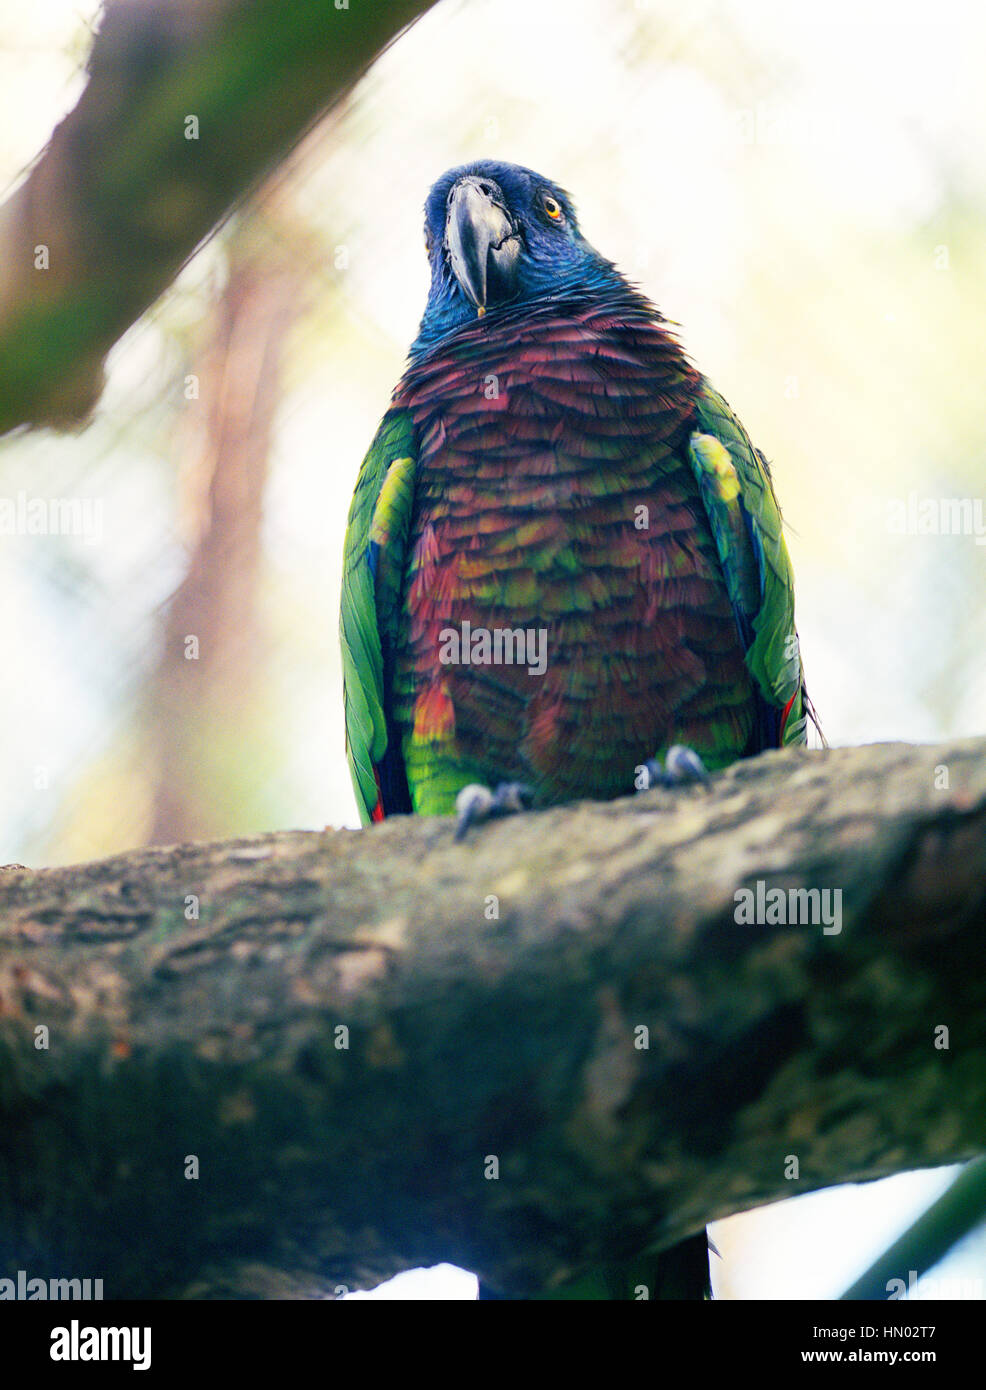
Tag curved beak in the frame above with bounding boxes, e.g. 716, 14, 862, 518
445, 178, 521, 315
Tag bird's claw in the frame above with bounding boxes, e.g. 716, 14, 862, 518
640, 744, 710, 791
454, 781, 534, 841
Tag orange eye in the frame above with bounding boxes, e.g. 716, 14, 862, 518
543, 196, 563, 221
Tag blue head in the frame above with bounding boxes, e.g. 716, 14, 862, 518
410, 160, 627, 357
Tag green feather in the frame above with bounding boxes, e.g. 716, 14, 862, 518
340, 409, 417, 823
690, 385, 806, 743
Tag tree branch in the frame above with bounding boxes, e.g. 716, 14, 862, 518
1, 738, 984, 1298
0, 0, 438, 436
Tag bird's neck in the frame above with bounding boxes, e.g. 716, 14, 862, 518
408, 256, 657, 361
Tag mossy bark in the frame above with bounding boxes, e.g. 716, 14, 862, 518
1, 739, 985, 1297
0, 0, 438, 435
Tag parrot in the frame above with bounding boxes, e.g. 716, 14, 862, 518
340, 160, 817, 1298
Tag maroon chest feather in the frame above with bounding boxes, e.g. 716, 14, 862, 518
390, 296, 754, 802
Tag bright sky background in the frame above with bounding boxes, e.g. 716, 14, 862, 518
1, 0, 984, 1299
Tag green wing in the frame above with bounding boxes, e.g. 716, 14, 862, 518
340, 408, 417, 823
688, 384, 809, 747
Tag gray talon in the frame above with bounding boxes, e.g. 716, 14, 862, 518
454, 784, 495, 841
493, 781, 534, 815
454, 781, 533, 840
638, 745, 710, 793
664, 744, 710, 785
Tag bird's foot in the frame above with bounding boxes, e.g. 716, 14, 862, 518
638, 743, 710, 791
454, 782, 534, 841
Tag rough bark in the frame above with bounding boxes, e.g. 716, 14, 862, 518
0, 0, 438, 436
1, 737, 984, 1299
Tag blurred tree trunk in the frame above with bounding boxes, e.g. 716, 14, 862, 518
148, 219, 301, 843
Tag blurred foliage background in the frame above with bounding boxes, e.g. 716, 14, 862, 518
1, 0, 984, 1299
